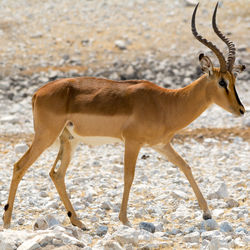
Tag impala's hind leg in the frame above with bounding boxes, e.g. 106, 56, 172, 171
49, 128, 86, 229
3, 132, 58, 228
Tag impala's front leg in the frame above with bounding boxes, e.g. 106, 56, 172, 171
119, 140, 141, 226
154, 143, 211, 220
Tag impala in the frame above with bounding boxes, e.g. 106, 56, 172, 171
3, 3, 245, 229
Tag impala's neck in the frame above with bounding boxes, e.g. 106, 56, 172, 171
166, 74, 212, 131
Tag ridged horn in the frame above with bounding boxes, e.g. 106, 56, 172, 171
191, 3, 227, 73
212, 2, 236, 72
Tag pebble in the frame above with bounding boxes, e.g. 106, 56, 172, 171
0, 115, 19, 124
171, 190, 189, 200
220, 221, 233, 233
115, 40, 127, 50
17, 217, 25, 225
184, 231, 200, 243
0, 80, 10, 91
139, 222, 156, 233
208, 182, 229, 200
184, 0, 198, 7
112, 226, 139, 245
14, 143, 29, 154
33, 218, 49, 231
207, 237, 224, 250
96, 225, 108, 237
101, 200, 112, 210
226, 198, 239, 208
201, 230, 221, 241
243, 117, 250, 127
235, 226, 248, 234
234, 237, 246, 247
103, 240, 123, 250
199, 219, 218, 231
212, 208, 224, 218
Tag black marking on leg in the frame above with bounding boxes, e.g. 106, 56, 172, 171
4, 204, 9, 211
67, 211, 72, 217
203, 213, 212, 220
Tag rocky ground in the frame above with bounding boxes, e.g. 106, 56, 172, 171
0, 0, 250, 249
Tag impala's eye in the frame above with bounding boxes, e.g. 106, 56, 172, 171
219, 79, 227, 87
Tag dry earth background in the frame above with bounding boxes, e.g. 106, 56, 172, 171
0, 0, 250, 249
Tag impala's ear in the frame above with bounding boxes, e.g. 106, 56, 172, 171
199, 53, 214, 76
232, 64, 246, 78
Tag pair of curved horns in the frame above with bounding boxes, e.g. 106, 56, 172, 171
192, 2, 236, 73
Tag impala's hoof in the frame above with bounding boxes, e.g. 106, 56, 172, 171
71, 218, 87, 231
203, 211, 212, 220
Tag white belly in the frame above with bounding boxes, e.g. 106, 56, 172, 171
78, 136, 122, 146
67, 125, 123, 146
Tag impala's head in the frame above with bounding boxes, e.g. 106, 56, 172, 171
192, 3, 246, 116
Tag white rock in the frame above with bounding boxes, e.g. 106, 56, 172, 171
140, 242, 169, 249
138, 229, 154, 242
184, 231, 200, 243
45, 214, 60, 228
183, 0, 198, 7
17, 239, 40, 250
17, 217, 25, 225
112, 226, 139, 245
212, 208, 224, 218
112, 164, 123, 173
171, 190, 189, 200
216, 183, 229, 199
208, 182, 229, 199
125, 65, 135, 79
0, 115, 19, 124
15, 143, 29, 154
226, 198, 239, 208
154, 222, 164, 232
0, 235, 14, 250
233, 237, 245, 247
0, 80, 10, 90
0, 230, 33, 249
46, 201, 59, 209
101, 200, 112, 210
243, 117, 250, 127
52, 238, 63, 246
109, 72, 120, 80
199, 219, 218, 231
115, 40, 127, 50
201, 230, 221, 241
39, 191, 48, 197
220, 221, 233, 233
235, 226, 247, 234
33, 217, 49, 230
103, 240, 123, 250
207, 237, 221, 250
